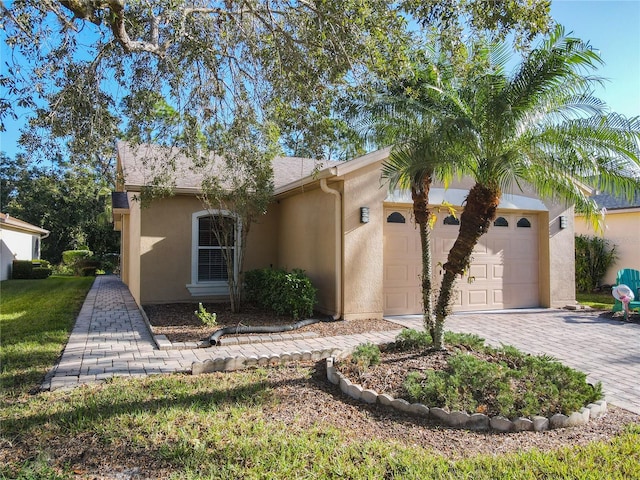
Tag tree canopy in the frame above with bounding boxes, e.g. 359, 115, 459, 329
1, 0, 553, 166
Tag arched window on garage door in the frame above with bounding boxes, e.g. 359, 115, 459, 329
443, 215, 459, 225
387, 212, 406, 223
517, 217, 532, 228
493, 216, 509, 227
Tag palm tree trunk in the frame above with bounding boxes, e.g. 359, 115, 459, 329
412, 182, 435, 338
433, 183, 501, 349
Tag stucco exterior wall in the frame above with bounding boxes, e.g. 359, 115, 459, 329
129, 195, 278, 304
125, 193, 142, 304
0, 228, 39, 280
545, 204, 576, 307
575, 210, 640, 285
341, 162, 388, 320
276, 185, 338, 315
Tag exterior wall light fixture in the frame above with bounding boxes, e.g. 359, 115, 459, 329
559, 215, 567, 229
360, 207, 370, 224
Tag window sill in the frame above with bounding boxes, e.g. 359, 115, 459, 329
186, 283, 229, 296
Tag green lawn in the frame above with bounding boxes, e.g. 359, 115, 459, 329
1, 278, 639, 479
0, 276, 94, 397
576, 292, 615, 310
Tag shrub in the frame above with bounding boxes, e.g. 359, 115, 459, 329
575, 235, 617, 292
62, 249, 93, 266
402, 345, 602, 418
244, 268, 317, 319
31, 266, 52, 279
11, 260, 33, 279
61, 250, 101, 276
396, 329, 432, 349
11, 260, 52, 279
351, 343, 380, 371
80, 266, 97, 276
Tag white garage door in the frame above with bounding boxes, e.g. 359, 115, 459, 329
383, 207, 539, 315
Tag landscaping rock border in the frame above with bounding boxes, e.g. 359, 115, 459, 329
191, 348, 342, 375
326, 356, 608, 432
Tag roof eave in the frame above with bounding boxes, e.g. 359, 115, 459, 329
273, 147, 392, 197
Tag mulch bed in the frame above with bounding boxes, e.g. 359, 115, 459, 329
143, 302, 403, 343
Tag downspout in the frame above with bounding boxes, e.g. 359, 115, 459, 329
320, 178, 343, 321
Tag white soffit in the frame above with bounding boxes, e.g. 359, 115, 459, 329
386, 188, 548, 211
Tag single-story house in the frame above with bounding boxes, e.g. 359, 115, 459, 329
0, 213, 50, 281
113, 141, 577, 319
575, 192, 640, 286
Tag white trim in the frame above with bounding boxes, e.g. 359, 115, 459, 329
186, 209, 242, 297
386, 188, 549, 211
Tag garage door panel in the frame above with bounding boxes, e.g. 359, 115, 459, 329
493, 289, 504, 304
493, 264, 504, 279
385, 291, 411, 310
386, 236, 409, 256
469, 264, 487, 279
473, 242, 488, 254
468, 289, 488, 306
385, 264, 409, 282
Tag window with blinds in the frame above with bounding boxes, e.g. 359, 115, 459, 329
197, 216, 235, 282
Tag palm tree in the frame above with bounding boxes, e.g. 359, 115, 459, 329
354, 51, 461, 340
429, 26, 640, 349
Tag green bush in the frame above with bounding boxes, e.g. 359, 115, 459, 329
62, 249, 93, 266
244, 268, 317, 319
80, 266, 97, 276
61, 250, 101, 276
31, 267, 52, 279
351, 343, 381, 371
11, 260, 52, 279
401, 345, 602, 418
575, 235, 617, 292
11, 260, 33, 279
396, 329, 432, 349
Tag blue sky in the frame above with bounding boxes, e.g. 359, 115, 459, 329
550, 0, 640, 118
1, 0, 639, 159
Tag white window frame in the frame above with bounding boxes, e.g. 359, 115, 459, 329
186, 209, 241, 297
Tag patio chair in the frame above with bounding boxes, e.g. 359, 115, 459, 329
612, 268, 640, 313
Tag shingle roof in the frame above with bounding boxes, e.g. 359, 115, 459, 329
116, 141, 343, 191
591, 191, 640, 210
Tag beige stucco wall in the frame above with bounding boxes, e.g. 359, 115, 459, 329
341, 162, 389, 320
545, 204, 577, 307
125, 192, 142, 304
123, 195, 278, 305
275, 184, 338, 315
575, 209, 640, 285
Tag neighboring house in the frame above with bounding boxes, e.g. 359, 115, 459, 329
575, 192, 640, 286
113, 141, 577, 319
0, 213, 50, 281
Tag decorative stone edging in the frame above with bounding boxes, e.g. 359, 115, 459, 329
154, 331, 321, 350
191, 348, 342, 375
326, 357, 608, 432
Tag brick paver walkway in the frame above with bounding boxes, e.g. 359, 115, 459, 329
44, 275, 640, 414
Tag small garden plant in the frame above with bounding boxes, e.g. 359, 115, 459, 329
194, 303, 217, 327
350, 342, 381, 371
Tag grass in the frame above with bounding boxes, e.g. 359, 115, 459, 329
1, 278, 639, 478
576, 292, 615, 310
0, 276, 94, 397
1, 373, 639, 479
